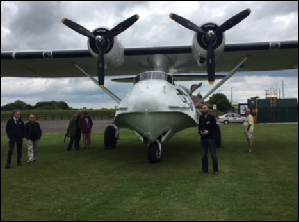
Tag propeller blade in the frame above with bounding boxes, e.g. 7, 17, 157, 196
215, 8, 251, 35
169, 13, 205, 34
97, 46, 105, 86
207, 43, 215, 85
105, 14, 140, 39
62, 18, 95, 39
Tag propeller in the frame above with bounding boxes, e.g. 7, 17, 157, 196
170, 9, 251, 85
62, 15, 140, 87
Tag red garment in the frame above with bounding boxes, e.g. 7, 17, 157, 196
79, 116, 93, 134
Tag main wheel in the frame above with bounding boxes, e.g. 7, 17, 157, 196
104, 126, 117, 149
147, 142, 161, 164
224, 120, 229, 124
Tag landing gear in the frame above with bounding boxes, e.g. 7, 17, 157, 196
104, 126, 118, 149
147, 141, 162, 163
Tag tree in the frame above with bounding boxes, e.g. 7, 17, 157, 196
208, 93, 231, 112
57, 101, 69, 109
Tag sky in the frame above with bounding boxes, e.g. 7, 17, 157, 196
1, 1, 298, 109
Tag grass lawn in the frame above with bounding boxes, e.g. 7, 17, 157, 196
1, 124, 298, 221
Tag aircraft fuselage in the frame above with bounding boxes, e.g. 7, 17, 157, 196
115, 71, 198, 143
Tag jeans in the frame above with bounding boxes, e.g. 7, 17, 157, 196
201, 138, 218, 172
67, 135, 79, 151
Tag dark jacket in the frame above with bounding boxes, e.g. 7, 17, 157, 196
25, 122, 42, 140
67, 119, 77, 136
198, 113, 216, 139
6, 118, 25, 139
76, 116, 81, 134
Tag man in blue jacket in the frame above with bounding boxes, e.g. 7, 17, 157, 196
198, 104, 219, 175
5, 109, 25, 169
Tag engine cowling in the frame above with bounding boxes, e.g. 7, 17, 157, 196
191, 22, 225, 67
88, 27, 124, 68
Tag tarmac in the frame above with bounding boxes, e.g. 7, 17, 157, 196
1, 120, 115, 135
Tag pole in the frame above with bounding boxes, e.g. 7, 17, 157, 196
256, 98, 258, 123
231, 86, 234, 112
281, 80, 284, 98
279, 88, 280, 98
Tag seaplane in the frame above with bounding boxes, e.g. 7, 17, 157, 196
1, 9, 298, 163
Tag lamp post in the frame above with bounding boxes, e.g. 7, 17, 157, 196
231, 86, 234, 112
281, 80, 284, 98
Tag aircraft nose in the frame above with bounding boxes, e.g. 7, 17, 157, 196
127, 82, 162, 112
132, 90, 159, 111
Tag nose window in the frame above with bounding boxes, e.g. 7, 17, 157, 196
134, 71, 173, 85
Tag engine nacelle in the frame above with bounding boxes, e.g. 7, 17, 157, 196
191, 22, 225, 67
88, 27, 124, 68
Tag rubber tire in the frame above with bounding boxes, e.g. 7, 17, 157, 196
224, 120, 229, 125
147, 142, 161, 164
104, 126, 117, 149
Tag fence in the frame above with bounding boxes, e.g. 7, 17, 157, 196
1, 113, 115, 122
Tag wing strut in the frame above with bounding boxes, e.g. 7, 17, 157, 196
198, 57, 248, 104
73, 63, 121, 103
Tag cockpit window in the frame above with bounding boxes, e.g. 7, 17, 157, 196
134, 71, 173, 85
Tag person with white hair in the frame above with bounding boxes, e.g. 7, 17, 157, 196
25, 114, 42, 163
243, 108, 254, 153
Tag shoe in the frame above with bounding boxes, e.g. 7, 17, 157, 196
214, 171, 219, 175
33, 160, 36, 162
200, 170, 208, 174
17, 163, 22, 166
27, 160, 32, 164
5, 165, 10, 169
247, 150, 253, 153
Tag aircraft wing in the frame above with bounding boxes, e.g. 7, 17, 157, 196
1, 41, 298, 78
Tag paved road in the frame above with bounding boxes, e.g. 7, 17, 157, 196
1, 120, 115, 134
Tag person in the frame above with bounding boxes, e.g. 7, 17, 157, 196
5, 109, 25, 169
198, 104, 219, 175
25, 114, 42, 163
66, 114, 79, 151
75, 111, 82, 149
79, 112, 93, 149
243, 108, 254, 153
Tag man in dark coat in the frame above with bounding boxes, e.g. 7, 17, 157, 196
75, 111, 82, 149
5, 109, 25, 169
198, 104, 219, 175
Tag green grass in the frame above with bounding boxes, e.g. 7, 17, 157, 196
1, 124, 298, 221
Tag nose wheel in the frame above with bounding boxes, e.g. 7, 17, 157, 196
147, 141, 162, 163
